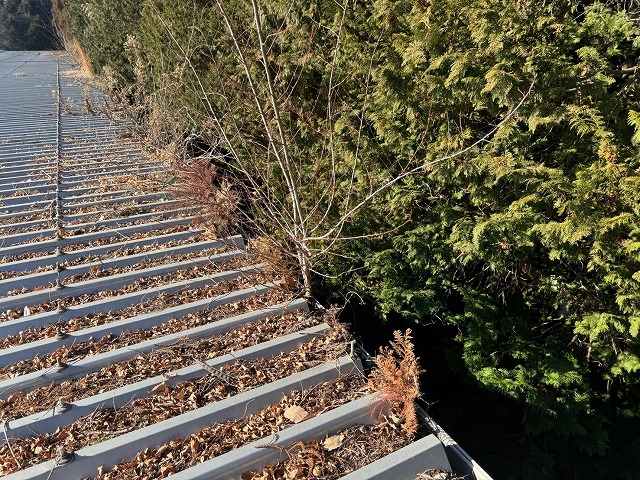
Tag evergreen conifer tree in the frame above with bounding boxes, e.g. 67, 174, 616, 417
0, 0, 57, 50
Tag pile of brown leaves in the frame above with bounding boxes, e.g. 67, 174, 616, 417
0, 235, 207, 281
2, 224, 194, 263
244, 421, 410, 480
0, 256, 260, 324
0, 280, 287, 379
0, 274, 275, 350
5, 246, 235, 296
95, 375, 366, 479
416, 470, 467, 480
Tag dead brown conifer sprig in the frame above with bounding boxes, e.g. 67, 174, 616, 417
368, 329, 424, 437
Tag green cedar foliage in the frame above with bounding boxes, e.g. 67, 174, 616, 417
349, 1, 640, 477
133, 0, 400, 298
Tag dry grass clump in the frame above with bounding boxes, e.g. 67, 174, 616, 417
368, 329, 424, 437
63, 38, 94, 78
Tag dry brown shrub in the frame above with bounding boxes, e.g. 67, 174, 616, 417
145, 103, 182, 165
368, 329, 424, 437
171, 159, 240, 238
248, 236, 298, 290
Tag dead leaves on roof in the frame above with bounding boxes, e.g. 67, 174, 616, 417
95, 375, 366, 479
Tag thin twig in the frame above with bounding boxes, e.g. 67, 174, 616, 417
2, 420, 22, 469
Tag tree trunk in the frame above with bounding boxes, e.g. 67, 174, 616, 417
297, 248, 314, 304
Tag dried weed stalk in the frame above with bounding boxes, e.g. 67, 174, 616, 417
171, 161, 304, 293
368, 329, 424, 437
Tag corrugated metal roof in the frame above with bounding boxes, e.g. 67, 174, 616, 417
0, 51, 491, 480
